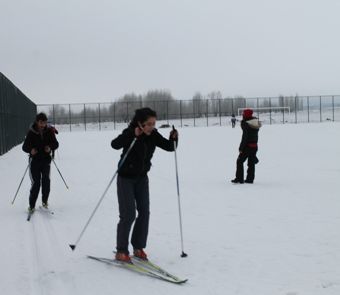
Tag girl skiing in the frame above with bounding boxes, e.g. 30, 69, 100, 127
111, 108, 178, 262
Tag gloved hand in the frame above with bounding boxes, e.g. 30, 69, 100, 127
134, 126, 144, 137
170, 128, 178, 140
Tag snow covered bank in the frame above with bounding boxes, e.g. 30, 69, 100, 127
1, 122, 339, 295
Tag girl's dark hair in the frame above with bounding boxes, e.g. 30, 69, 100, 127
36, 112, 48, 122
129, 108, 157, 128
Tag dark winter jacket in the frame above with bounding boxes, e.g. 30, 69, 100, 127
111, 128, 178, 178
239, 117, 261, 151
22, 123, 59, 162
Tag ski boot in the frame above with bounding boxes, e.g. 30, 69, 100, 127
133, 249, 148, 260
115, 252, 132, 263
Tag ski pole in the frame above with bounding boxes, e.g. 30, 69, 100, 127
172, 126, 187, 258
11, 163, 30, 205
69, 137, 137, 251
52, 159, 69, 189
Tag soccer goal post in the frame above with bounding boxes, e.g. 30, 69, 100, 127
237, 106, 291, 116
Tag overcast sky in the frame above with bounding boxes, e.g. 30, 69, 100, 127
1, 0, 340, 104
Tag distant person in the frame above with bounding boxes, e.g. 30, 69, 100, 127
231, 114, 236, 128
231, 109, 261, 184
22, 113, 59, 212
111, 107, 178, 263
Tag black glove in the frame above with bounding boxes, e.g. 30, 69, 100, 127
170, 128, 178, 140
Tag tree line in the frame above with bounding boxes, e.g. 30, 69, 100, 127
43, 90, 304, 124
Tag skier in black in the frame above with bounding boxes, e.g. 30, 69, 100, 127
231, 114, 237, 128
22, 113, 59, 212
111, 108, 178, 263
231, 108, 261, 184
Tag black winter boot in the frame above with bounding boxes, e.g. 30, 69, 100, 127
231, 179, 244, 184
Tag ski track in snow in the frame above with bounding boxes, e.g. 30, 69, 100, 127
25, 209, 76, 295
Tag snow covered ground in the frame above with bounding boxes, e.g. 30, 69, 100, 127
1, 122, 339, 295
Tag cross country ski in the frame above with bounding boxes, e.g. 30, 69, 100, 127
87, 255, 187, 284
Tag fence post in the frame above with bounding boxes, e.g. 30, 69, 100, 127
113, 102, 116, 130
332, 95, 335, 121
319, 96, 322, 122
193, 100, 196, 127
52, 104, 56, 125
69, 104, 72, 132
180, 100, 183, 128
206, 99, 209, 127
295, 96, 297, 124
307, 96, 310, 123
98, 103, 101, 131
84, 104, 87, 131
219, 99, 221, 126
126, 102, 129, 124
166, 100, 169, 124
269, 98, 272, 125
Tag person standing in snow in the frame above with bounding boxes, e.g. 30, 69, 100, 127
231, 114, 237, 128
111, 107, 178, 262
22, 113, 59, 212
231, 108, 261, 184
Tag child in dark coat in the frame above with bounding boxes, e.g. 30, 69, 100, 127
22, 113, 59, 211
231, 109, 261, 184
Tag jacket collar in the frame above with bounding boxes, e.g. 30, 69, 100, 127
30, 123, 47, 135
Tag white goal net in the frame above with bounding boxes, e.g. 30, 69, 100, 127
237, 106, 291, 116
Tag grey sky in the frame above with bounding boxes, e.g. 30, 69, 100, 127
1, 0, 340, 104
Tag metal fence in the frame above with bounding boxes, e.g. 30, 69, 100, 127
37, 95, 340, 132
0, 73, 36, 155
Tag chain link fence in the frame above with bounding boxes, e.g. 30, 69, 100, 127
38, 95, 340, 132
0, 73, 36, 155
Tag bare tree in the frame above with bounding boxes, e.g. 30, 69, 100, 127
207, 91, 222, 116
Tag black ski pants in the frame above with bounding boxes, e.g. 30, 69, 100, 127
116, 175, 150, 254
235, 147, 258, 182
29, 159, 51, 208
